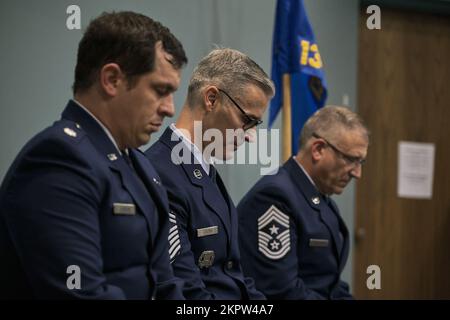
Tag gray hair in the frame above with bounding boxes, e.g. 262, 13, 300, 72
187, 48, 275, 105
299, 105, 369, 150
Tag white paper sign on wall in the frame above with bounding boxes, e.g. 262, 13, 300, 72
397, 141, 435, 199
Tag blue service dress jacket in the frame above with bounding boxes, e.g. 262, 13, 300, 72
237, 157, 353, 300
145, 127, 265, 300
0, 100, 184, 299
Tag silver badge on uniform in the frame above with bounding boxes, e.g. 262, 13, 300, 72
197, 226, 218, 238
113, 203, 136, 215
198, 250, 215, 268
312, 197, 320, 205
64, 127, 77, 137
107, 153, 118, 161
258, 205, 290, 260
152, 177, 161, 186
168, 211, 181, 263
193, 169, 203, 179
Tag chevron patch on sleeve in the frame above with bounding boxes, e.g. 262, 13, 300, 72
168, 211, 181, 263
258, 205, 290, 260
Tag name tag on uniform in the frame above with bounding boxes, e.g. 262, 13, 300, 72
197, 226, 218, 238
113, 203, 136, 215
309, 238, 329, 247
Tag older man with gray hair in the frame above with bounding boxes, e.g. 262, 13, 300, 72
238, 106, 369, 300
146, 48, 274, 299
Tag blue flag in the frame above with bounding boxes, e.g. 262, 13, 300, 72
269, 0, 327, 156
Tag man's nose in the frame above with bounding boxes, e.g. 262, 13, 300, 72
160, 94, 175, 117
244, 128, 257, 143
350, 163, 362, 179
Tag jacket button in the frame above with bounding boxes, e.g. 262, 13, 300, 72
226, 261, 233, 269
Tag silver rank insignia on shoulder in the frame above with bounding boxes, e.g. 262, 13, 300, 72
152, 177, 161, 186
258, 205, 290, 260
113, 203, 136, 215
312, 197, 320, 205
198, 250, 215, 269
64, 127, 77, 137
107, 153, 118, 161
75, 123, 81, 129
193, 169, 203, 179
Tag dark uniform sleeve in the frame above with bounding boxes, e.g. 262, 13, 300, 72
238, 184, 326, 300
243, 274, 266, 300
152, 208, 185, 300
165, 187, 216, 300
333, 280, 353, 300
2, 138, 126, 299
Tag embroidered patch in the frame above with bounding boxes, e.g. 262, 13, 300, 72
168, 211, 181, 263
258, 205, 290, 260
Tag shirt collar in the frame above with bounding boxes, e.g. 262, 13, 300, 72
293, 156, 317, 188
72, 99, 123, 155
170, 123, 213, 175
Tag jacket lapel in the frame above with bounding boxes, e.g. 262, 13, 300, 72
183, 163, 231, 242
284, 157, 342, 261
316, 201, 343, 262
159, 127, 232, 243
130, 149, 169, 215
61, 100, 159, 241
108, 157, 157, 225
329, 200, 350, 271
216, 172, 237, 243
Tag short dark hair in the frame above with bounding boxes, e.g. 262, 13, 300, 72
73, 11, 187, 94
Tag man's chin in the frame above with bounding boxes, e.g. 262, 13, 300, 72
136, 134, 152, 148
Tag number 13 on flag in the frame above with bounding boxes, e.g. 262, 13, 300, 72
300, 40, 323, 69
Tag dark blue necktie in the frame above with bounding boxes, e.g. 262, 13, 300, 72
122, 151, 133, 167
122, 150, 144, 184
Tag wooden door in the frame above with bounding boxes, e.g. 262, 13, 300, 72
354, 7, 450, 299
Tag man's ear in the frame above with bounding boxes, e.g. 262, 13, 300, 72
203, 86, 219, 111
99, 63, 123, 97
311, 139, 326, 162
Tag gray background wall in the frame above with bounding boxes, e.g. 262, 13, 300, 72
0, 0, 359, 290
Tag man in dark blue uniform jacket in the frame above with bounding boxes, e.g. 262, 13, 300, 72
0, 12, 187, 299
146, 49, 275, 299
238, 106, 369, 299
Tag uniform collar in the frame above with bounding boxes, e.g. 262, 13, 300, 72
292, 156, 317, 188
61, 100, 122, 160
71, 99, 123, 155
169, 123, 213, 175
284, 157, 323, 210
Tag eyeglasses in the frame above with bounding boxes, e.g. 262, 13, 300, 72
218, 88, 263, 130
312, 132, 366, 167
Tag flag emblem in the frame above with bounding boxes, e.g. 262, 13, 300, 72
269, 0, 327, 158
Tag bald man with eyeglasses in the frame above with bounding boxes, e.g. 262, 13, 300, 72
238, 105, 369, 300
